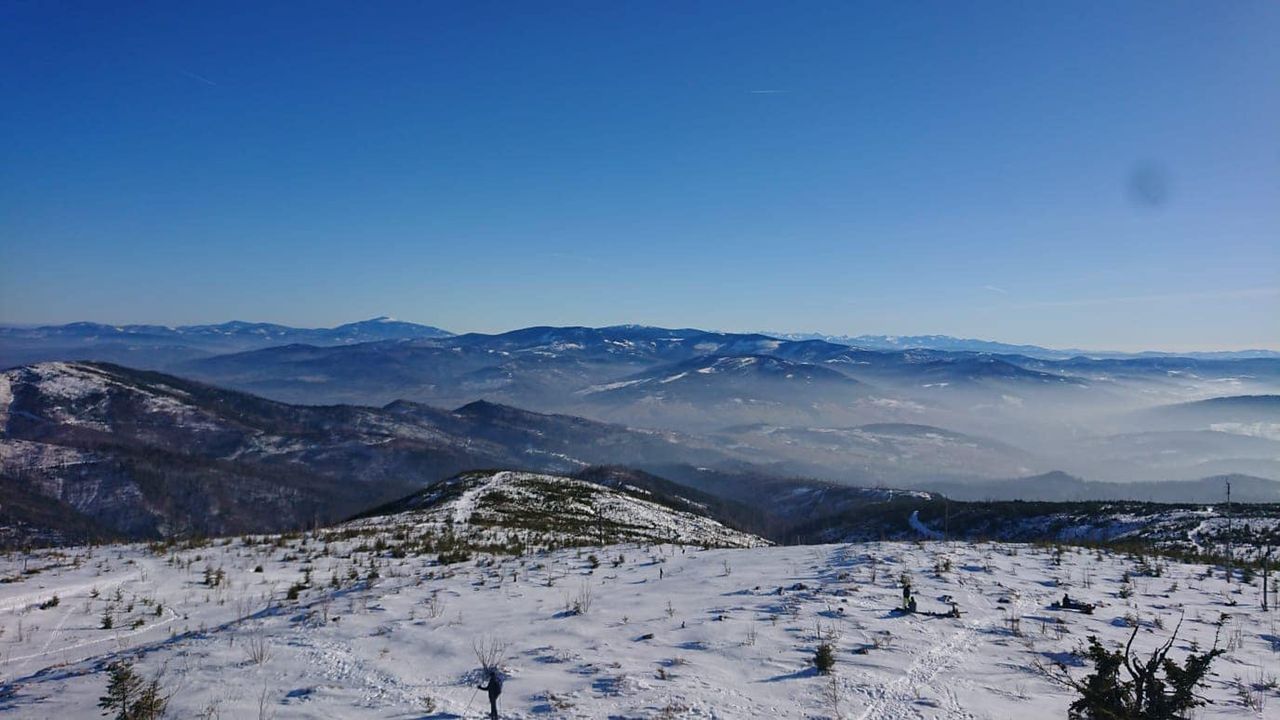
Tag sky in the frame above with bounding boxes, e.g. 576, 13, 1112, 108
1, 1, 1277, 352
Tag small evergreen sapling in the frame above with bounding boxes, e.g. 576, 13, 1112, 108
98, 661, 169, 720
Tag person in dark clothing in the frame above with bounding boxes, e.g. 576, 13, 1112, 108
478, 669, 502, 719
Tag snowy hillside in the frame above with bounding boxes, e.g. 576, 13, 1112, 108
353, 470, 767, 550
0, 536, 1275, 718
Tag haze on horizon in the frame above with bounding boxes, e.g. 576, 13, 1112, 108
2, 2, 1277, 352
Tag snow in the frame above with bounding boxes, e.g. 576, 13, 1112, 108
27, 362, 111, 402
907, 510, 944, 540
358, 471, 767, 550
1, 363, 226, 433
1, 538, 1274, 719
577, 378, 647, 395
447, 470, 513, 525
0, 373, 10, 428
0, 440, 95, 471
1210, 422, 1280, 442
864, 397, 926, 413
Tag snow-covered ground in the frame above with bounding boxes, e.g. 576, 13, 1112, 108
1, 538, 1276, 718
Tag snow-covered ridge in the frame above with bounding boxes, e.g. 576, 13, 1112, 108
352, 470, 768, 549
2, 362, 221, 432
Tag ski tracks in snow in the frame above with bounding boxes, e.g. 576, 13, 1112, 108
848, 570, 1033, 720
852, 618, 978, 720
450, 470, 511, 525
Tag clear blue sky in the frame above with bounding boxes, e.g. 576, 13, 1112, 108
2, 2, 1277, 351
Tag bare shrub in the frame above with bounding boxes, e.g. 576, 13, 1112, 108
244, 630, 273, 665
422, 591, 445, 619
565, 581, 592, 615
473, 636, 509, 673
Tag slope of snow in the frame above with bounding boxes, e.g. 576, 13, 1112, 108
907, 510, 944, 539
0, 372, 10, 428
3, 362, 223, 433
0, 538, 1274, 719
352, 471, 768, 550
0, 439, 95, 471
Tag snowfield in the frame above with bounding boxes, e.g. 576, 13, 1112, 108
1, 536, 1276, 719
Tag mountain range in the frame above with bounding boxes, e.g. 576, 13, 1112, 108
0, 317, 452, 368
769, 331, 1280, 360
4, 360, 1279, 549
6, 319, 1277, 370
2, 318, 1279, 549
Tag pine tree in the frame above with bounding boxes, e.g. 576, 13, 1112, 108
98, 661, 169, 720
814, 640, 836, 674
99, 662, 142, 720
130, 680, 168, 720
1061, 620, 1223, 720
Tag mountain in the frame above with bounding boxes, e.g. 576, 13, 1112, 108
1134, 395, 1280, 435
764, 342, 1089, 389
1045, 430, 1280, 482
3, 361, 1137, 549
384, 398, 749, 473
7, 322, 1279, 489
770, 332, 1280, 361
5, 359, 1276, 551
0, 361, 501, 544
0, 317, 453, 369
175, 326, 1105, 432
711, 422, 1041, 483
770, 332, 1087, 358
798, 492, 1280, 557
569, 465, 779, 538
922, 471, 1280, 503
574, 354, 875, 430
170, 327, 788, 408
352, 470, 767, 548
324, 316, 454, 343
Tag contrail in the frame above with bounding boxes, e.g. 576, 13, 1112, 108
178, 69, 218, 86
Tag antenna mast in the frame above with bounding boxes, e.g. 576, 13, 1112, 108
1263, 542, 1271, 611
1225, 479, 1233, 584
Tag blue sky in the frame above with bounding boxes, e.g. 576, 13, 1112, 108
2, 1, 1277, 351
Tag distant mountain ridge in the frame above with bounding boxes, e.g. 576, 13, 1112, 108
768, 331, 1280, 360
4, 321, 1279, 489
7, 319, 1276, 367
0, 317, 453, 368
924, 471, 1280, 503
166, 326, 1123, 431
